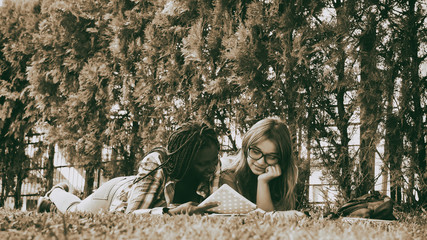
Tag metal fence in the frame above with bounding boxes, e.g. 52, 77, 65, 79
2, 130, 384, 211
1, 133, 110, 211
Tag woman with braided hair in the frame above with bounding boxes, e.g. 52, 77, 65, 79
37, 121, 221, 215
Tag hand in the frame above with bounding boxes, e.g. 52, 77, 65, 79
258, 164, 281, 183
168, 201, 219, 215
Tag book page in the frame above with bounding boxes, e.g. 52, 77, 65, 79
199, 184, 256, 214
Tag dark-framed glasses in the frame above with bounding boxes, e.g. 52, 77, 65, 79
248, 147, 279, 165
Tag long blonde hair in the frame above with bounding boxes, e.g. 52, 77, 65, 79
230, 118, 298, 210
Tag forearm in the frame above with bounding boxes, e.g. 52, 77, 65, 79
132, 207, 168, 215
256, 180, 275, 212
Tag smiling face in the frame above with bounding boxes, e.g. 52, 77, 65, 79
189, 143, 219, 181
246, 138, 278, 175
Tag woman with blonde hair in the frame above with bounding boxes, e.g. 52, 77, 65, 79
220, 117, 298, 211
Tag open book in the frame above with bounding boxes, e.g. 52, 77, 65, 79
199, 184, 257, 214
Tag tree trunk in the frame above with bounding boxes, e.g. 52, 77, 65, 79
295, 126, 310, 209
14, 175, 23, 209
407, 0, 426, 207
84, 165, 95, 198
217, 111, 238, 152
119, 120, 139, 176
284, 28, 308, 208
0, 166, 6, 208
357, 9, 380, 196
0, 147, 6, 207
14, 143, 27, 209
84, 147, 103, 197
384, 41, 402, 202
336, 49, 351, 199
387, 116, 403, 204
111, 147, 120, 178
46, 143, 55, 190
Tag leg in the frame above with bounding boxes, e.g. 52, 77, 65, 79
49, 188, 82, 213
37, 183, 72, 213
55, 176, 134, 213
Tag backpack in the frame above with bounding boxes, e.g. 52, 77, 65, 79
329, 191, 397, 220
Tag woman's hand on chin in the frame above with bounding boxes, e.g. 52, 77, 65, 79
258, 164, 282, 182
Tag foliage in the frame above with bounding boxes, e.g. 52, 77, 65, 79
0, 0, 425, 208
0, 0, 41, 208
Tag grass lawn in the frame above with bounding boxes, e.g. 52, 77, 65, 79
0, 209, 425, 240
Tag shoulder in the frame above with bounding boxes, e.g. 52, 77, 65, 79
219, 169, 241, 193
219, 169, 237, 187
137, 151, 163, 174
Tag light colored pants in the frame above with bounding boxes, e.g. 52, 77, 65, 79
49, 176, 135, 213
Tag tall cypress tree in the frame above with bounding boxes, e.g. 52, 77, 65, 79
307, 0, 359, 200
28, 0, 113, 196
398, 0, 426, 207
0, 0, 41, 208
357, 0, 382, 196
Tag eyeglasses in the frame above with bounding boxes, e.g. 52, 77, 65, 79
248, 147, 279, 165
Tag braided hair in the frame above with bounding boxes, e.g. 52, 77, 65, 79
134, 122, 219, 184
164, 122, 219, 180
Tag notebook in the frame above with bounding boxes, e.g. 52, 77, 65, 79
199, 184, 257, 214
